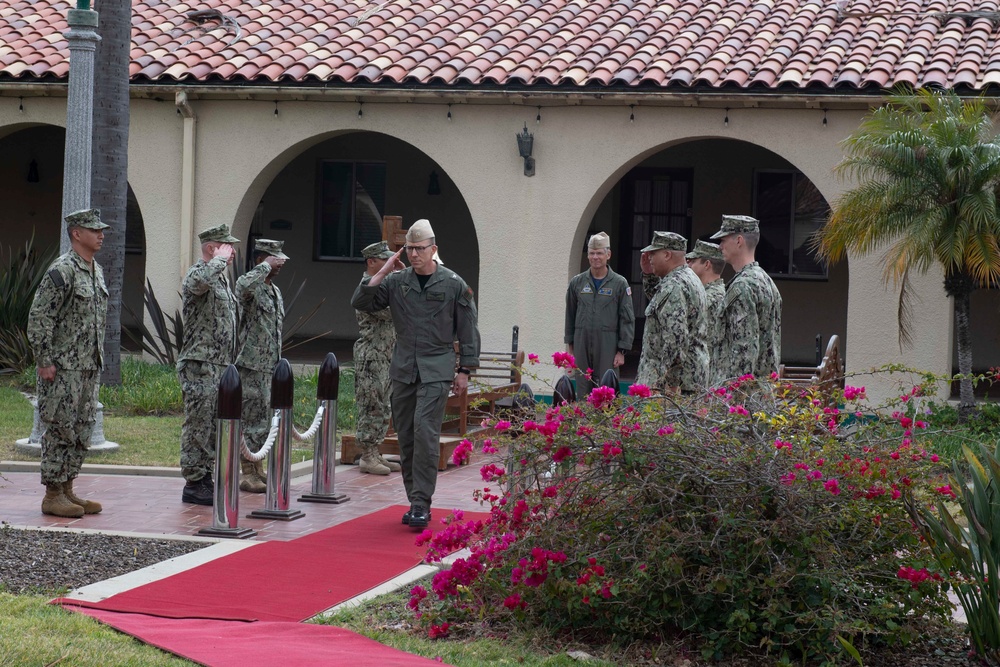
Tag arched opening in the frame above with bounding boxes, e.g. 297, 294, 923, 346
0, 124, 146, 345
575, 137, 847, 379
233, 130, 478, 354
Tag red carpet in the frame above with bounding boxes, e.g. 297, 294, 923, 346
58, 505, 470, 622
58, 506, 484, 666
76, 610, 449, 667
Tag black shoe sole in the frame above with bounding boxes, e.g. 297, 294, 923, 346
402, 512, 411, 525
182, 484, 213, 506
408, 513, 431, 529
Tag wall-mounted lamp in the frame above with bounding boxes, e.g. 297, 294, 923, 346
516, 123, 535, 177
27, 159, 39, 183
427, 170, 441, 195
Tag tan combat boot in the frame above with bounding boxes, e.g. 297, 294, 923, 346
359, 447, 390, 475
377, 454, 401, 472
253, 458, 268, 485
62, 479, 102, 514
42, 484, 84, 518
240, 459, 266, 493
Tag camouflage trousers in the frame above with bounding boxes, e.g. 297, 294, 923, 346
354, 356, 392, 452
178, 360, 227, 483
37, 369, 98, 485
238, 367, 271, 454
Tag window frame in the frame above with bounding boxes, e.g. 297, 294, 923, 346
313, 159, 388, 262
751, 168, 829, 281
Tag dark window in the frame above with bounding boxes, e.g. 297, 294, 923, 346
315, 160, 387, 260
753, 170, 829, 278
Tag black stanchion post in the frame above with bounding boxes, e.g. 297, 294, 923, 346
600, 368, 619, 393
199, 365, 257, 539
299, 353, 349, 504
553, 374, 575, 405
249, 358, 304, 521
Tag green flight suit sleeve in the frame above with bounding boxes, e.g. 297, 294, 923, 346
455, 283, 481, 369
351, 273, 392, 312
564, 278, 577, 345
617, 279, 635, 351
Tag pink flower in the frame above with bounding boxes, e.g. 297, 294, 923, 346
587, 386, 616, 409
527, 353, 539, 364
657, 425, 675, 436
480, 463, 507, 481
781, 472, 796, 485
552, 351, 576, 369
407, 585, 428, 610
495, 420, 512, 431
774, 439, 791, 451
481, 438, 498, 454
601, 442, 623, 460
930, 454, 940, 463
843, 385, 867, 400
428, 623, 450, 639
552, 446, 572, 463
936, 485, 957, 498
503, 593, 525, 609
451, 439, 474, 466
627, 384, 651, 398
728, 405, 750, 416
824, 478, 841, 496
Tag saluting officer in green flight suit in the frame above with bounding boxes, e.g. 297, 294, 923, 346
564, 232, 635, 399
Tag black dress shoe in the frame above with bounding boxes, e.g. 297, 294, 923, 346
408, 506, 430, 529
182, 479, 213, 506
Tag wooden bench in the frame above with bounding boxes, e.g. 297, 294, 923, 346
341, 327, 525, 470
777, 335, 845, 405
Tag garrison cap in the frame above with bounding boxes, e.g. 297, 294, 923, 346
254, 238, 289, 260
588, 232, 611, 250
641, 231, 687, 253
685, 240, 723, 260
362, 241, 393, 259
710, 215, 759, 240
65, 208, 110, 230
198, 224, 240, 244
405, 219, 435, 244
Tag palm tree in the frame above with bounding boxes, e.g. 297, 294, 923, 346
91, 0, 131, 385
816, 89, 1000, 417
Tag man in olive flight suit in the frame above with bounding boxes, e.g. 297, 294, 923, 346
352, 219, 481, 530
685, 240, 727, 367
234, 239, 288, 493
564, 232, 634, 399
28, 208, 110, 518
353, 241, 402, 476
178, 224, 239, 505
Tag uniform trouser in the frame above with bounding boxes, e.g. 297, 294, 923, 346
178, 360, 227, 483
238, 367, 270, 454
355, 356, 392, 451
573, 330, 619, 400
391, 379, 451, 508
38, 369, 98, 485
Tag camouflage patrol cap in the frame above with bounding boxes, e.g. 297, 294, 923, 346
685, 240, 723, 260
198, 224, 240, 244
710, 215, 759, 240
65, 208, 110, 230
641, 231, 687, 253
362, 241, 393, 259
254, 238, 289, 260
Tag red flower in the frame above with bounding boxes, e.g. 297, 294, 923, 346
552, 351, 576, 369
627, 384, 651, 398
428, 623, 450, 639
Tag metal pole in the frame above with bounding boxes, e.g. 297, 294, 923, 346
250, 359, 304, 521
300, 353, 349, 504
199, 365, 256, 539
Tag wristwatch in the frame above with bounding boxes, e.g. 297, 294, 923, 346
457, 367, 471, 375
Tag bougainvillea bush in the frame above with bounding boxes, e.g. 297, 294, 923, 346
411, 359, 957, 664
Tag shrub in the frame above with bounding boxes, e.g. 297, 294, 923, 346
0, 236, 57, 374
410, 361, 954, 665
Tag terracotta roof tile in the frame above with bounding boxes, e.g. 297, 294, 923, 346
5, 0, 1000, 91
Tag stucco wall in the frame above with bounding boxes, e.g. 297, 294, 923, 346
0, 93, 961, 401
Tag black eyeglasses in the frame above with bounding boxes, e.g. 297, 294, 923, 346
405, 244, 433, 253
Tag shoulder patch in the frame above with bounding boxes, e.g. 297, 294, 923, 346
47, 269, 65, 288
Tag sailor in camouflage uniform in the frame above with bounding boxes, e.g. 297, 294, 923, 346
564, 232, 635, 399
352, 220, 481, 530
234, 239, 288, 493
28, 209, 110, 518
354, 241, 402, 476
636, 231, 709, 394
177, 224, 239, 505
711, 215, 783, 383
685, 240, 727, 367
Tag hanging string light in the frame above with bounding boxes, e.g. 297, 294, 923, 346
19, 97, 24, 113
536, 105, 541, 124
629, 104, 635, 123
724, 107, 729, 127
822, 109, 828, 127
273, 100, 279, 117
358, 101, 364, 119
447, 103, 452, 121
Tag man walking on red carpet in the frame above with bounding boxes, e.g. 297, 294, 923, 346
351, 219, 481, 530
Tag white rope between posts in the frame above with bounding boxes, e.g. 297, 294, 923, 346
241, 405, 325, 462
